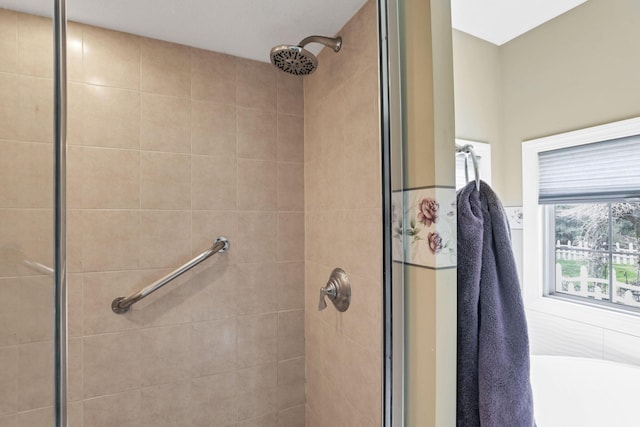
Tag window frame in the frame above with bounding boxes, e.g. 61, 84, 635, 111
522, 117, 640, 336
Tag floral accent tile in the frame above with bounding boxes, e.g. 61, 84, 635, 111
392, 187, 457, 269
504, 206, 523, 229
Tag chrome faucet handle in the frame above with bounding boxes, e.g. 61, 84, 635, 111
318, 283, 337, 311
317, 268, 351, 312
319, 287, 328, 311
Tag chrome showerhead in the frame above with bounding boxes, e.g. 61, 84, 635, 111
270, 35, 342, 76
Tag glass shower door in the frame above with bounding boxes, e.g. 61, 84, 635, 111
0, 5, 59, 425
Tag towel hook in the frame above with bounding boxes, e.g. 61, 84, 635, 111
456, 144, 480, 191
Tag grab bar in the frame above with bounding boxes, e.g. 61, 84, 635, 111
111, 236, 230, 314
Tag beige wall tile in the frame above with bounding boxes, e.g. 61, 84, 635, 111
191, 48, 236, 104
191, 318, 237, 377
237, 212, 277, 263
0, 209, 52, 278
140, 93, 191, 153
141, 37, 191, 97
0, 346, 18, 416
191, 210, 238, 259
17, 13, 52, 78
236, 262, 277, 315
277, 115, 304, 163
0, 10, 17, 73
83, 210, 140, 272
344, 65, 379, 143
237, 363, 277, 395
277, 262, 304, 311
238, 108, 278, 161
0, 141, 51, 208
239, 413, 277, 427
237, 388, 277, 422
133, 269, 193, 328
18, 275, 51, 344
191, 155, 237, 210
238, 159, 277, 211
82, 147, 140, 209
278, 405, 305, 427
67, 82, 83, 146
140, 151, 191, 210
140, 210, 191, 269
0, 73, 19, 140
340, 338, 381, 425
16, 76, 53, 143
343, 135, 381, 210
83, 331, 141, 398
278, 213, 304, 262
0, 279, 19, 346
278, 163, 304, 212
340, 273, 382, 353
140, 381, 192, 427
14, 407, 53, 427
277, 357, 305, 410
68, 338, 83, 402
237, 363, 278, 422
67, 274, 83, 338
191, 373, 237, 426
140, 325, 192, 387
277, 73, 303, 116
67, 146, 83, 209
82, 270, 141, 335
82, 84, 140, 149
238, 313, 277, 368
66, 23, 84, 84
189, 262, 238, 323
82, 390, 141, 427
83, 26, 140, 90
278, 310, 304, 360
1, 11, 309, 425
237, 58, 277, 112
191, 100, 236, 157
18, 341, 52, 411
67, 210, 83, 273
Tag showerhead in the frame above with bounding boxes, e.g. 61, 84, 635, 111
270, 35, 342, 76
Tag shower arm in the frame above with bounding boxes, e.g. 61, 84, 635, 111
298, 35, 342, 52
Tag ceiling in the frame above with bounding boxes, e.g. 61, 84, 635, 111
451, 0, 589, 46
0, 0, 589, 61
0, 0, 368, 62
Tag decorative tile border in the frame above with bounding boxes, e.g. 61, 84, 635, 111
504, 206, 524, 229
392, 186, 457, 269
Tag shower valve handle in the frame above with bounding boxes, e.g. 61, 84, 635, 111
317, 268, 351, 312
318, 284, 337, 311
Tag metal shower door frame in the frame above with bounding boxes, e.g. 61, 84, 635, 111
53, 0, 68, 425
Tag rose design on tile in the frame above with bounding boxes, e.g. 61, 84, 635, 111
427, 232, 443, 254
417, 197, 438, 226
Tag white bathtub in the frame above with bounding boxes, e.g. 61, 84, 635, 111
530, 355, 640, 427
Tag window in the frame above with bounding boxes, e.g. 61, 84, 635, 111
523, 117, 640, 330
550, 203, 640, 310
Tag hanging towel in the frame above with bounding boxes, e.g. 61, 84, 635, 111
457, 180, 535, 427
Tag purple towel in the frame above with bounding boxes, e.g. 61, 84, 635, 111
457, 181, 535, 427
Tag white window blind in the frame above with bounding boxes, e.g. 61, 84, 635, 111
538, 135, 640, 204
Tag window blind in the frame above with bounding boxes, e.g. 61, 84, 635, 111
538, 135, 640, 204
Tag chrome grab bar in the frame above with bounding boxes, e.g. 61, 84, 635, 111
111, 236, 230, 314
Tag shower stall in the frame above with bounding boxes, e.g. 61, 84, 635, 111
0, 0, 414, 425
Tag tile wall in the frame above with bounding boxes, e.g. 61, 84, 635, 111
304, 1, 383, 425
0, 8, 305, 426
